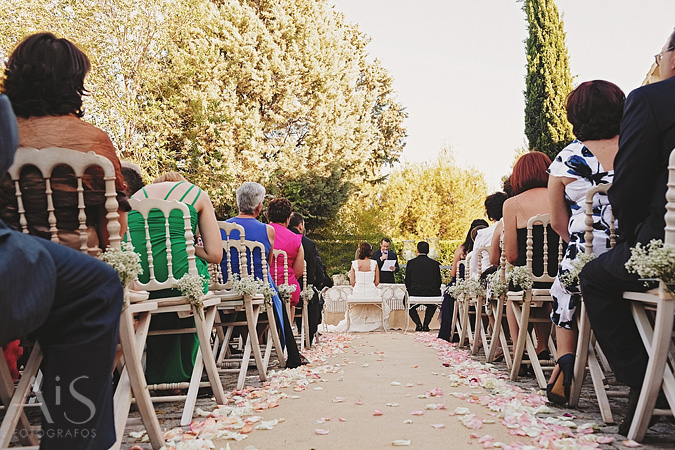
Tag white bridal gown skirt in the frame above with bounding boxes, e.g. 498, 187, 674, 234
327, 263, 390, 332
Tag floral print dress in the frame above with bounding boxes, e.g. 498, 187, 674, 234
548, 140, 616, 330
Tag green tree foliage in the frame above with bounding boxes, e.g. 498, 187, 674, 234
523, 0, 574, 160
325, 148, 487, 243
0, 0, 406, 225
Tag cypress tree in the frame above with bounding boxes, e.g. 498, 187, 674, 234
523, 0, 574, 160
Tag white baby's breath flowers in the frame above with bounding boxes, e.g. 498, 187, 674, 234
232, 274, 276, 306
626, 239, 675, 290
487, 271, 508, 298
463, 278, 485, 298
176, 273, 208, 313
276, 283, 297, 301
445, 278, 467, 299
507, 266, 533, 291
98, 242, 143, 287
301, 284, 315, 301
559, 252, 595, 289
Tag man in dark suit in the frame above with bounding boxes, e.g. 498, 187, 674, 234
372, 237, 399, 283
288, 212, 332, 342
405, 241, 442, 331
579, 29, 675, 435
0, 94, 123, 449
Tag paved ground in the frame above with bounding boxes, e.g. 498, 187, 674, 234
116, 329, 674, 450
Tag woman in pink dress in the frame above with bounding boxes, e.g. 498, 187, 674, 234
267, 198, 305, 321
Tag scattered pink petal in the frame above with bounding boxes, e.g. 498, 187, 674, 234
623, 440, 642, 448
373, 409, 384, 416
410, 410, 425, 416
597, 436, 615, 444
406, 383, 414, 388
339, 417, 347, 422
332, 397, 345, 403
355, 399, 363, 405
315, 429, 330, 435
431, 424, 445, 429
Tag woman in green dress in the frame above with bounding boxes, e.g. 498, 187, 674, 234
127, 171, 222, 384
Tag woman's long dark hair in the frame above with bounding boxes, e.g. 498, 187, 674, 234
3, 33, 90, 118
461, 219, 489, 255
358, 242, 373, 260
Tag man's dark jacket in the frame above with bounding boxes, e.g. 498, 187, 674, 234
404, 254, 442, 297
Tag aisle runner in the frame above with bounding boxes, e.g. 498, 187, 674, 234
129, 333, 630, 450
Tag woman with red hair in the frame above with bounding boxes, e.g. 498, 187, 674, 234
500, 152, 561, 373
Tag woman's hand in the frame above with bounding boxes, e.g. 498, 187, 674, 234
548, 175, 573, 243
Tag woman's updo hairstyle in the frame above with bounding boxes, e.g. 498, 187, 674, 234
266, 198, 293, 223
358, 242, 373, 260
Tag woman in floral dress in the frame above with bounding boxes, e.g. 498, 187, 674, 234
546, 80, 625, 404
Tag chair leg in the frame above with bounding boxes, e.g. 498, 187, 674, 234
628, 299, 675, 441
509, 300, 529, 381
244, 298, 266, 381
0, 344, 42, 448
266, 308, 286, 369
570, 303, 592, 407
113, 309, 164, 450
302, 302, 310, 350
0, 345, 39, 447
471, 296, 484, 355
487, 295, 504, 363
193, 305, 227, 404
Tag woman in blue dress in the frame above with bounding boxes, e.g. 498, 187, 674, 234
220, 182, 305, 368
546, 80, 624, 404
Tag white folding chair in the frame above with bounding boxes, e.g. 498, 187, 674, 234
622, 148, 675, 441
507, 213, 563, 388
569, 183, 619, 424
125, 198, 226, 427
0, 147, 163, 450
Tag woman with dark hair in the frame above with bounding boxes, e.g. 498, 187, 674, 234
500, 151, 560, 372
0, 32, 128, 252
328, 242, 389, 332
267, 198, 304, 321
437, 218, 488, 342
546, 80, 624, 405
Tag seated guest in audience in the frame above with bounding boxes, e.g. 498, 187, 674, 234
469, 192, 508, 278
289, 212, 331, 342
127, 170, 222, 386
121, 161, 145, 197
546, 80, 624, 405
222, 182, 305, 368
267, 198, 305, 323
372, 237, 399, 283
501, 152, 560, 366
1, 93, 123, 450
579, 28, 675, 434
405, 241, 442, 331
0, 32, 128, 252
437, 218, 488, 341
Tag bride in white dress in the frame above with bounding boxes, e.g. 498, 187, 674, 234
329, 243, 390, 332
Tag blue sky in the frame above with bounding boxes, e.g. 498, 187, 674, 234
331, 0, 675, 189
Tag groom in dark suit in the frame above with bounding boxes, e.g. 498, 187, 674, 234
579, 28, 675, 435
372, 237, 399, 283
405, 241, 442, 331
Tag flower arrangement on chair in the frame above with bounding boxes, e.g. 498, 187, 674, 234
626, 239, 675, 293
98, 242, 143, 287
175, 273, 209, 315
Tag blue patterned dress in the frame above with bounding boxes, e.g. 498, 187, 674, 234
548, 140, 616, 330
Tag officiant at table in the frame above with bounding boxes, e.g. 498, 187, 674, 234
372, 237, 399, 283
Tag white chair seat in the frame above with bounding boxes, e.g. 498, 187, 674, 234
408, 295, 443, 304
348, 296, 384, 303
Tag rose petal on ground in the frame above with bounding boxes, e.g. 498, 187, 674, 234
391, 381, 401, 386
386, 402, 400, 407
597, 436, 615, 444
403, 419, 413, 424
363, 363, 369, 367
406, 383, 414, 388
332, 397, 345, 403
431, 424, 445, 429
411, 365, 418, 368
315, 429, 330, 435
392, 440, 411, 446
355, 399, 363, 405
410, 410, 425, 416
623, 440, 642, 448
373, 409, 384, 416
339, 417, 347, 422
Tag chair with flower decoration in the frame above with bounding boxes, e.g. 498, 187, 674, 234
471, 245, 492, 356
210, 221, 270, 390
450, 258, 473, 347
486, 241, 513, 369
568, 183, 619, 424
0, 147, 164, 450
621, 148, 675, 441
125, 197, 226, 427
506, 213, 564, 388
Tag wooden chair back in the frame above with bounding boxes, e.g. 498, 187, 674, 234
583, 183, 616, 255
7, 146, 121, 251
525, 213, 564, 285
126, 198, 198, 292
212, 221, 247, 290
272, 248, 290, 286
